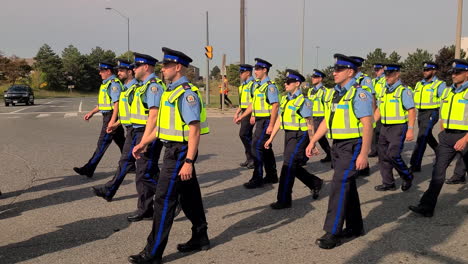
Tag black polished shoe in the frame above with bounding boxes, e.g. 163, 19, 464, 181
270, 201, 291, 210
408, 205, 434, 217
92, 187, 112, 202
410, 166, 421, 173
316, 232, 341, 249
445, 178, 466, 185
73, 167, 93, 178
239, 160, 250, 167
357, 167, 370, 177
246, 162, 255, 169
243, 181, 264, 189
320, 156, 332, 163
177, 230, 210, 252
340, 227, 365, 239
127, 213, 152, 222
401, 178, 413, 192
312, 179, 323, 200
263, 175, 279, 184
128, 251, 161, 264
374, 184, 397, 191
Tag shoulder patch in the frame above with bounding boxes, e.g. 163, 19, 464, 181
305, 100, 311, 108
186, 94, 196, 105
406, 89, 412, 96
366, 79, 371, 84
358, 92, 368, 101
269, 86, 276, 92
151, 85, 158, 94
112, 86, 118, 91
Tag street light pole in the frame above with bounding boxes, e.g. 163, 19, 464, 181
300, 0, 305, 73
105, 7, 130, 56
316, 46, 319, 69
455, 0, 463, 59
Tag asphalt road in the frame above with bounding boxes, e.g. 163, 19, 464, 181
0, 97, 467, 264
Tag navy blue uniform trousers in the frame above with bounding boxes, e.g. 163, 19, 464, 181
250, 117, 277, 183
81, 111, 125, 175
144, 142, 207, 259
324, 138, 363, 235
410, 109, 439, 169
239, 110, 254, 163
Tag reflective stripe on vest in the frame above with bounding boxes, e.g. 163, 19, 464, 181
413, 80, 443, 109
324, 87, 363, 139
252, 81, 275, 117
239, 80, 255, 109
378, 85, 408, 124
308, 86, 325, 117
98, 78, 121, 110
373, 77, 386, 96
440, 87, 468, 130
155, 83, 210, 142
130, 78, 166, 125
280, 94, 308, 131
119, 82, 138, 125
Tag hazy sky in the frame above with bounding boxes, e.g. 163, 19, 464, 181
1, 0, 467, 75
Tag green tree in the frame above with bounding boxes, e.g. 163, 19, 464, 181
226, 64, 240, 87
81, 47, 116, 91
2, 56, 32, 84
321, 66, 335, 88
33, 44, 64, 90
210, 65, 221, 80
62, 45, 86, 90
435, 45, 467, 85
387, 51, 402, 64
401, 49, 433, 87
117, 51, 134, 62
274, 69, 288, 93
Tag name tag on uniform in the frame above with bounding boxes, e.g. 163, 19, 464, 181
101, 89, 107, 92
390, 99, 399, 103
426, 89, 434, 92
122, 98, 127, 102
288, 106, 296, 110
165, 101, 175, 107
257, 94, 265, 97
458, 99, 468, 104
337, 104, 349, 109
244, 89, 250, 92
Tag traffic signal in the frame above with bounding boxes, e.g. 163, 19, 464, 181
205, 46, 213, 59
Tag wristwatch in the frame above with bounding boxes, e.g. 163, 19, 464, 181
185, 158, 194, 164
408, 126, 414, 129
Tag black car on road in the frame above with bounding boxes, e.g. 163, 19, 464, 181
3, 85, 34, 106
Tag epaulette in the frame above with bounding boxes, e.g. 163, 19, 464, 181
267, 81, 272, 85
181, 82, 192, 90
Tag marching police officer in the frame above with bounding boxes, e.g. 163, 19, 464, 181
306, 54, 373, 249
409, 59, 468, 217
264, 70, 323, 209
92, 60, 138, 202
409, 62, 446, 172
126, 53, 165, 222
307, 69, 332, 162
73, 61, 126, 178
130, 47, 210, 264
374, 64, 415, 191
233, 64, 256, 169
239, 58, 279, 189
369, 63, 386, 157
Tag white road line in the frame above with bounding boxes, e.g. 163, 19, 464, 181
79, 100, 82, 113
37, 114, 50, 118
45, 101, 54, 104
11, 107, 28, 113
7, 116, 20, 119
64, 113, 78, 118
0, 111, 78, 115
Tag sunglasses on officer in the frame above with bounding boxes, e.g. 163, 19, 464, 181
449, 69, 467, 75
384, 70, 399, 75
285, 79, 300, 85
312, 75, 322, 78
333, 66, 350, 73
423, 68, 435, 72
254, 66, 266, 71
134, 63, 145, 69
373, 68, 383, 72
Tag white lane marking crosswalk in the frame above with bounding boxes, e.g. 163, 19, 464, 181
64, 113, 78, 118
36, 114, 51, 118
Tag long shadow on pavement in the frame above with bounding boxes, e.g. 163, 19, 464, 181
0, 212, 132, 263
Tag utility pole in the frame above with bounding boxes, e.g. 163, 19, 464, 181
300, 0, 305, 73
240, 0, 246, 64
316, 46, 320, 69
205, 11, 210, 105
455, 0, 463, 59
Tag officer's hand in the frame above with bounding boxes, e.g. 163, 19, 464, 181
355, 154, 368, 170
266, 125, 273, 135
106, 122, 117, 133
454, 138, 467, 151
264, 139, 272, 149
306, 142, 319, 157
179, 163, 193, 181
405, 129, 414, 141
132, 144, 147, 159
83, 112, 94, 121
250, 116, 255, 125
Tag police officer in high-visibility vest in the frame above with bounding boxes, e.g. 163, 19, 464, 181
123, 53, 166, 223
264, 70, 323, 209
306, 54, 373, 249
409, 59, 468, 217
130, 47, 209, 264
307, 69, 332, 163
369, 63, 386, 157
243, 58, 279, 189
409, 62, 446, 172
73, 61, 126, 178
233, 64, 256, 169
374, 64, 415, 192
92, 59, 139, 202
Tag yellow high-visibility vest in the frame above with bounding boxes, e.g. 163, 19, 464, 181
119, 81, 138, 125
308, 86, 326, 117
413, 79, 443, 109
129, 77, 166, 125
252, 80, 276, 117
238, 79, 255, 109
377, 84, 409, 125
279, 94, 308, 131
440, 87, 468, 131
98, 78, 122, 111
